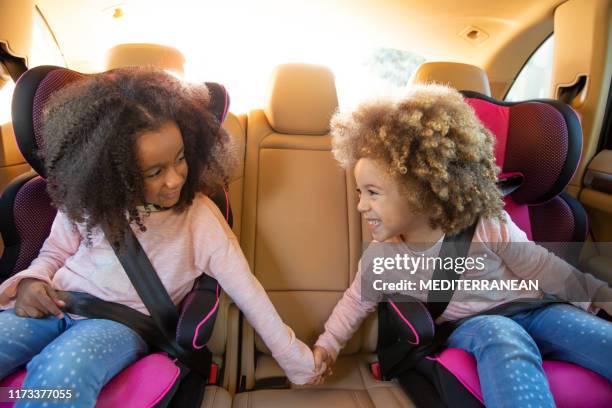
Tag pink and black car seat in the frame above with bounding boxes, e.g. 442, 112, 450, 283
375, 91, 612, 407
0, 65, 232, 407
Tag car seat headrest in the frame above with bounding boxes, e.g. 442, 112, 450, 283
104, 43, 186, 76
12, 66, 230, 178
264, 63, 338, 135
12, 66, 86, 177
411, 62, 491, 96
462, 91, 582, 204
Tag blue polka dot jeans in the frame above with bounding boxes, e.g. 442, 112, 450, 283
0, 309, 148, 407
447, 303, 612, 408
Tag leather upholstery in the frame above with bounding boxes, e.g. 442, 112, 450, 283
104, 43, 186, 75
235, 63, 414, 407
410, 61, 491, 96
264, 63, 338, 135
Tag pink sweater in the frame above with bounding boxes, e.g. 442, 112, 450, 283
0, 194, 316, 384
315, 212, 607, 361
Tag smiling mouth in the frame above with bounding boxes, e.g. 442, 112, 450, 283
163, 190, 181, 199
366, 219, 381, 230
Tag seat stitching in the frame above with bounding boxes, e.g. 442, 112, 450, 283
352, 390, 367, 408
389, 386, 408, 407
209, 386, 218, 408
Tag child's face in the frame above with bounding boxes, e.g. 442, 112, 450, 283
354, 157, 426, 242
136, 121, 188, 208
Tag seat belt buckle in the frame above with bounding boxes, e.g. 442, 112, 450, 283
370, 362, 382, 381
208, 362, 219, 385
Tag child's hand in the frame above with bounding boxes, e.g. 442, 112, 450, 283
308, 346, 333, 385
593, 286, 612, 317
15, 278, 65, 319
593, 300, 612, 317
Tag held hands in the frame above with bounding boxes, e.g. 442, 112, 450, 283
308, 346, 334, 385
15, 278, 66, 319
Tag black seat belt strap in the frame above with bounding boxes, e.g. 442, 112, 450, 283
426, 222, 478, 321
112, 228, 179, 338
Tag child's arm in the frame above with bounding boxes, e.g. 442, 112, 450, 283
205, 235, 316, 384
489, 214, 608, 312
314, 264, 377, 363
0, 211, 80, 305
196, 199, 316, 384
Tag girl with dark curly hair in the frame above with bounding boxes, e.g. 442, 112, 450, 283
310, 85, 611, 406
0, 67, 317, 406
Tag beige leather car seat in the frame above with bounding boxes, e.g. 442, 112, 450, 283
233, 63, 415, 407
409, 61, 491, 96
104, 43, 186, 76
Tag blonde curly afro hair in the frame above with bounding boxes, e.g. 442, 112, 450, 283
331, 84, 504, 235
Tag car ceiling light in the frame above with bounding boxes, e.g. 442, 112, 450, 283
112, 8, 124, 19
459, 26, 489, 45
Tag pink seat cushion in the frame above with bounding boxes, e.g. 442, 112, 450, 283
433, 348, 612, 407
0, 353, 180, 408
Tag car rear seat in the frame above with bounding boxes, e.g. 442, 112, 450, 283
211, 107, 247, 397
233, 63, 415, 407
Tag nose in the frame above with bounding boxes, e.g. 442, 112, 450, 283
357, 195, 370, 213
165, 166, 185, 189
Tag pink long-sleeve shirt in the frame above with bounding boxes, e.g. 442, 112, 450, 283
0, 194, 316, 384
315, 212, 607, 361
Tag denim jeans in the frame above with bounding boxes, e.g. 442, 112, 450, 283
0, 309, 148, 407
446, 303, 612, 408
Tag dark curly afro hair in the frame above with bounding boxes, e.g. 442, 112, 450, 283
42, 66, 237, 248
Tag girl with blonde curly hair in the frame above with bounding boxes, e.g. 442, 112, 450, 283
0, 67, 317, 406
311, 84, 611, 407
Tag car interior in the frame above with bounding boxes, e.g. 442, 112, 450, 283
1, 0, 611, 407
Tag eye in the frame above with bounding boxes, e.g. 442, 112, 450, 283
177, 154, 186, 163
145, 169, 162, 178
368, 189, 378, 196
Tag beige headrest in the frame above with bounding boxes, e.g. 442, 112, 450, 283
410, 62, 491, 96
264, 63, 338, 135
0, 0, 34, 64
104, 43, 185, 75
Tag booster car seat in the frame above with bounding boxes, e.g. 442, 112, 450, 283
376, 91, 612, 408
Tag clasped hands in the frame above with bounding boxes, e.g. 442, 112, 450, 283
307, 346, 334, 385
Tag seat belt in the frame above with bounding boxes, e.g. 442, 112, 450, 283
112, 228, 181, 337
62, 189, 231, 378
63, 225, 212, 381
377, 222, 477, 379
425, 222, 478, 321
376, 222, 563, 380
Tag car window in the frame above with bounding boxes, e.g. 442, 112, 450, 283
184, 45, 425, 114
0, 81, 15, 125
505, 35, 554, 101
